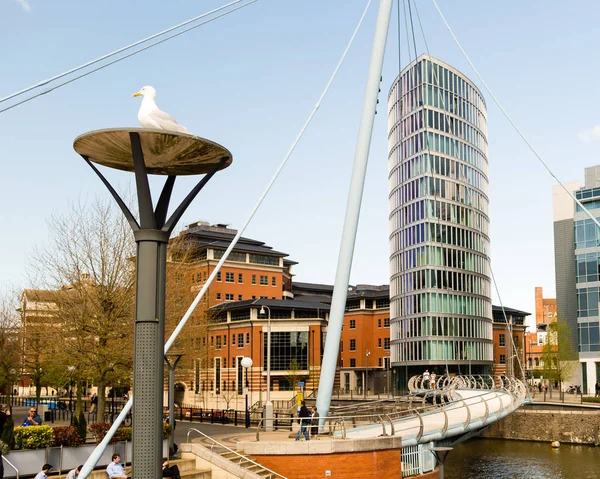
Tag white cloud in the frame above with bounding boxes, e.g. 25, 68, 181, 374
15, 0, 31, 12
578, 125, 600, 143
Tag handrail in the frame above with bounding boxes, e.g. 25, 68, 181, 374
185, 428, 288, 479
2, 455, 19, 479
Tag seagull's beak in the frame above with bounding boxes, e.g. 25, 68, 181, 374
133, 91, 141, 97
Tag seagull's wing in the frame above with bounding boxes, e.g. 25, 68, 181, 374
152, 108, 188, 133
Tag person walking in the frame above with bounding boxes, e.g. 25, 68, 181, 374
90, 393, 98, 413
310, 406, 319, 438
295, 401, 310, 441
430, 371, 437, 389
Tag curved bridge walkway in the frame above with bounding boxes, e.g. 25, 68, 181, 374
341, 375, 529, 447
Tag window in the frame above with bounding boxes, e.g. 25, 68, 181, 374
223, 335, 227, 346
216, 336, 221, 349
340, 341, 343, 352
500, 354, 506, 364
238, 294, 243, 301
260, 275, 268, 286
217, 272, 222, 282
349, 320, 356, 329
246, 333, 250, 344
499, 334, 505, 347
272, 276, 276, 286
216, 293, 221, 300
232, 357, 236, 368
226, 272, 234, 283
378, 319, 381, 328
384, 338, 390, 350
350, 339, 356, 351
238, 273, 243, 283
225, 293, 234, 301
378, 338, 382, 348
232, 334, 236, 345
210, 336, 214, 346
350, 358, 356, 367
384, 318, 390, 328
237, 333, 244, 347
378, 358, 382, 367
252, 275, 257, 285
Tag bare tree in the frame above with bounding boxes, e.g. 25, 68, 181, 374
0, 292, 21, 399
28, 197, 135, 422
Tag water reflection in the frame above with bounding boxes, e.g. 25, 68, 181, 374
444, 439, 600, 479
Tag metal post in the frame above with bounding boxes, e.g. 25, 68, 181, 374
165, 354, 183, 454
315, 0, 393, 422
259, 306, 273, 431
241, 357, 253, 429
365, 349, 370, 399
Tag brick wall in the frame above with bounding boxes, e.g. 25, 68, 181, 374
252, 449, 402, 479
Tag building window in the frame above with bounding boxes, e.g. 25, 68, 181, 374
210, 336, 214, 346
238, 273, 243, 283
232, 357, 236, 368
216, 293, 221, 300
260, 275, 268, 286
226, 272, 234, 283
500, 354, 506, 364
225, 293, 234, 301
246, 333, 250, 344
238, 294, 243, 301
237, 333, 244, 347
378, 358, 382, 367
384, 338, 390, 350
232, 334, 236, 345
272, 276, 276, 286
499, 334, 505, 347
252, 274, 257, 285
378, 319, 381, 328
350, 358, 356, 367
223, 335, 227, 346
350, 339, 356, 351
217, 272, 222, 282
378, 338, 382, 348
513, 336, 519, 346
340, 342, 343, 352
349, 320, 356, 329
216, 336, 221, 349
384, 318, 390, 327
262, 331, 309, 371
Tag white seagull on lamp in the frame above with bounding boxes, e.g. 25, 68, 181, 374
133, 86, 188, 133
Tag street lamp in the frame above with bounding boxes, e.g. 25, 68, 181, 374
165, 353, 183, 453
365, 349, 370, 399
241, 357, 253, 428
9, 369, 16, 407
259, 306, 273, 431
67, 366, 75, 413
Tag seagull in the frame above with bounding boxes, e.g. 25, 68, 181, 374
133, 86, 188, 133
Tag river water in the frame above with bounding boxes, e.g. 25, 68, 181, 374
444, 438, 600, 479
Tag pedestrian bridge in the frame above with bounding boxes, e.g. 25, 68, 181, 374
339, 375, 528, 446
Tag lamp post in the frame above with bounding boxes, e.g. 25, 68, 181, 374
259, 306, 273, 431
9, 369, 16, 407
67, 365, 75, 413
365, 349, 370, 399
241, 357, 253, 428
74, 128, 231, 478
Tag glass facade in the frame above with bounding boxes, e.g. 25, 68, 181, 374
387, 55, 493, 380
574, 193, 600, 353
263, 331, 308, 371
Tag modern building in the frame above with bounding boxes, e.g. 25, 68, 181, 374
553, 167, 600, 393
387, 54, 493, 389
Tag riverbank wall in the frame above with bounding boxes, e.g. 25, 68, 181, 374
480, 405, 600, 445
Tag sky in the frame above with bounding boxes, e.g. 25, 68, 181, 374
1, 0, 600, 329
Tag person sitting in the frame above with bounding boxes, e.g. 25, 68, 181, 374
106, 454, 129, 479
34, 464, 52, 479
66, 464, 84, 479
162, 458, 181, 479
23, 407, 42, 426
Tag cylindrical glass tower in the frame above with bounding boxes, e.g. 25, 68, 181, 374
387, 55, 493, 390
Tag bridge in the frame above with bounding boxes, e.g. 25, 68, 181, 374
340, 374, 528, 447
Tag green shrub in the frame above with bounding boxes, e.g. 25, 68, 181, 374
162, 422, 172, 439
14, 425, 54, 450
52, 426, 84, 447
77, 411, 87, 442
114, 427, 131, 442
89, 423, 131, 444
582, 396, 600, 403
0, 440, 9, 455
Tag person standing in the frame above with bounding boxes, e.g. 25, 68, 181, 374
430, 371, 437, 389
422, 369, 430, 389
90, 393, 98, 413
34, 464, 52, 479
23, 407, 42, 426
106, 454, 128, 479
66, 465, 84, 479
310, 406, 319, 438
295, 401, 310, 441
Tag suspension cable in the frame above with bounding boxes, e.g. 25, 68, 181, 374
0, 0, 257, 114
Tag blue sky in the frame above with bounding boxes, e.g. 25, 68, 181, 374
1, 0, 600, 328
